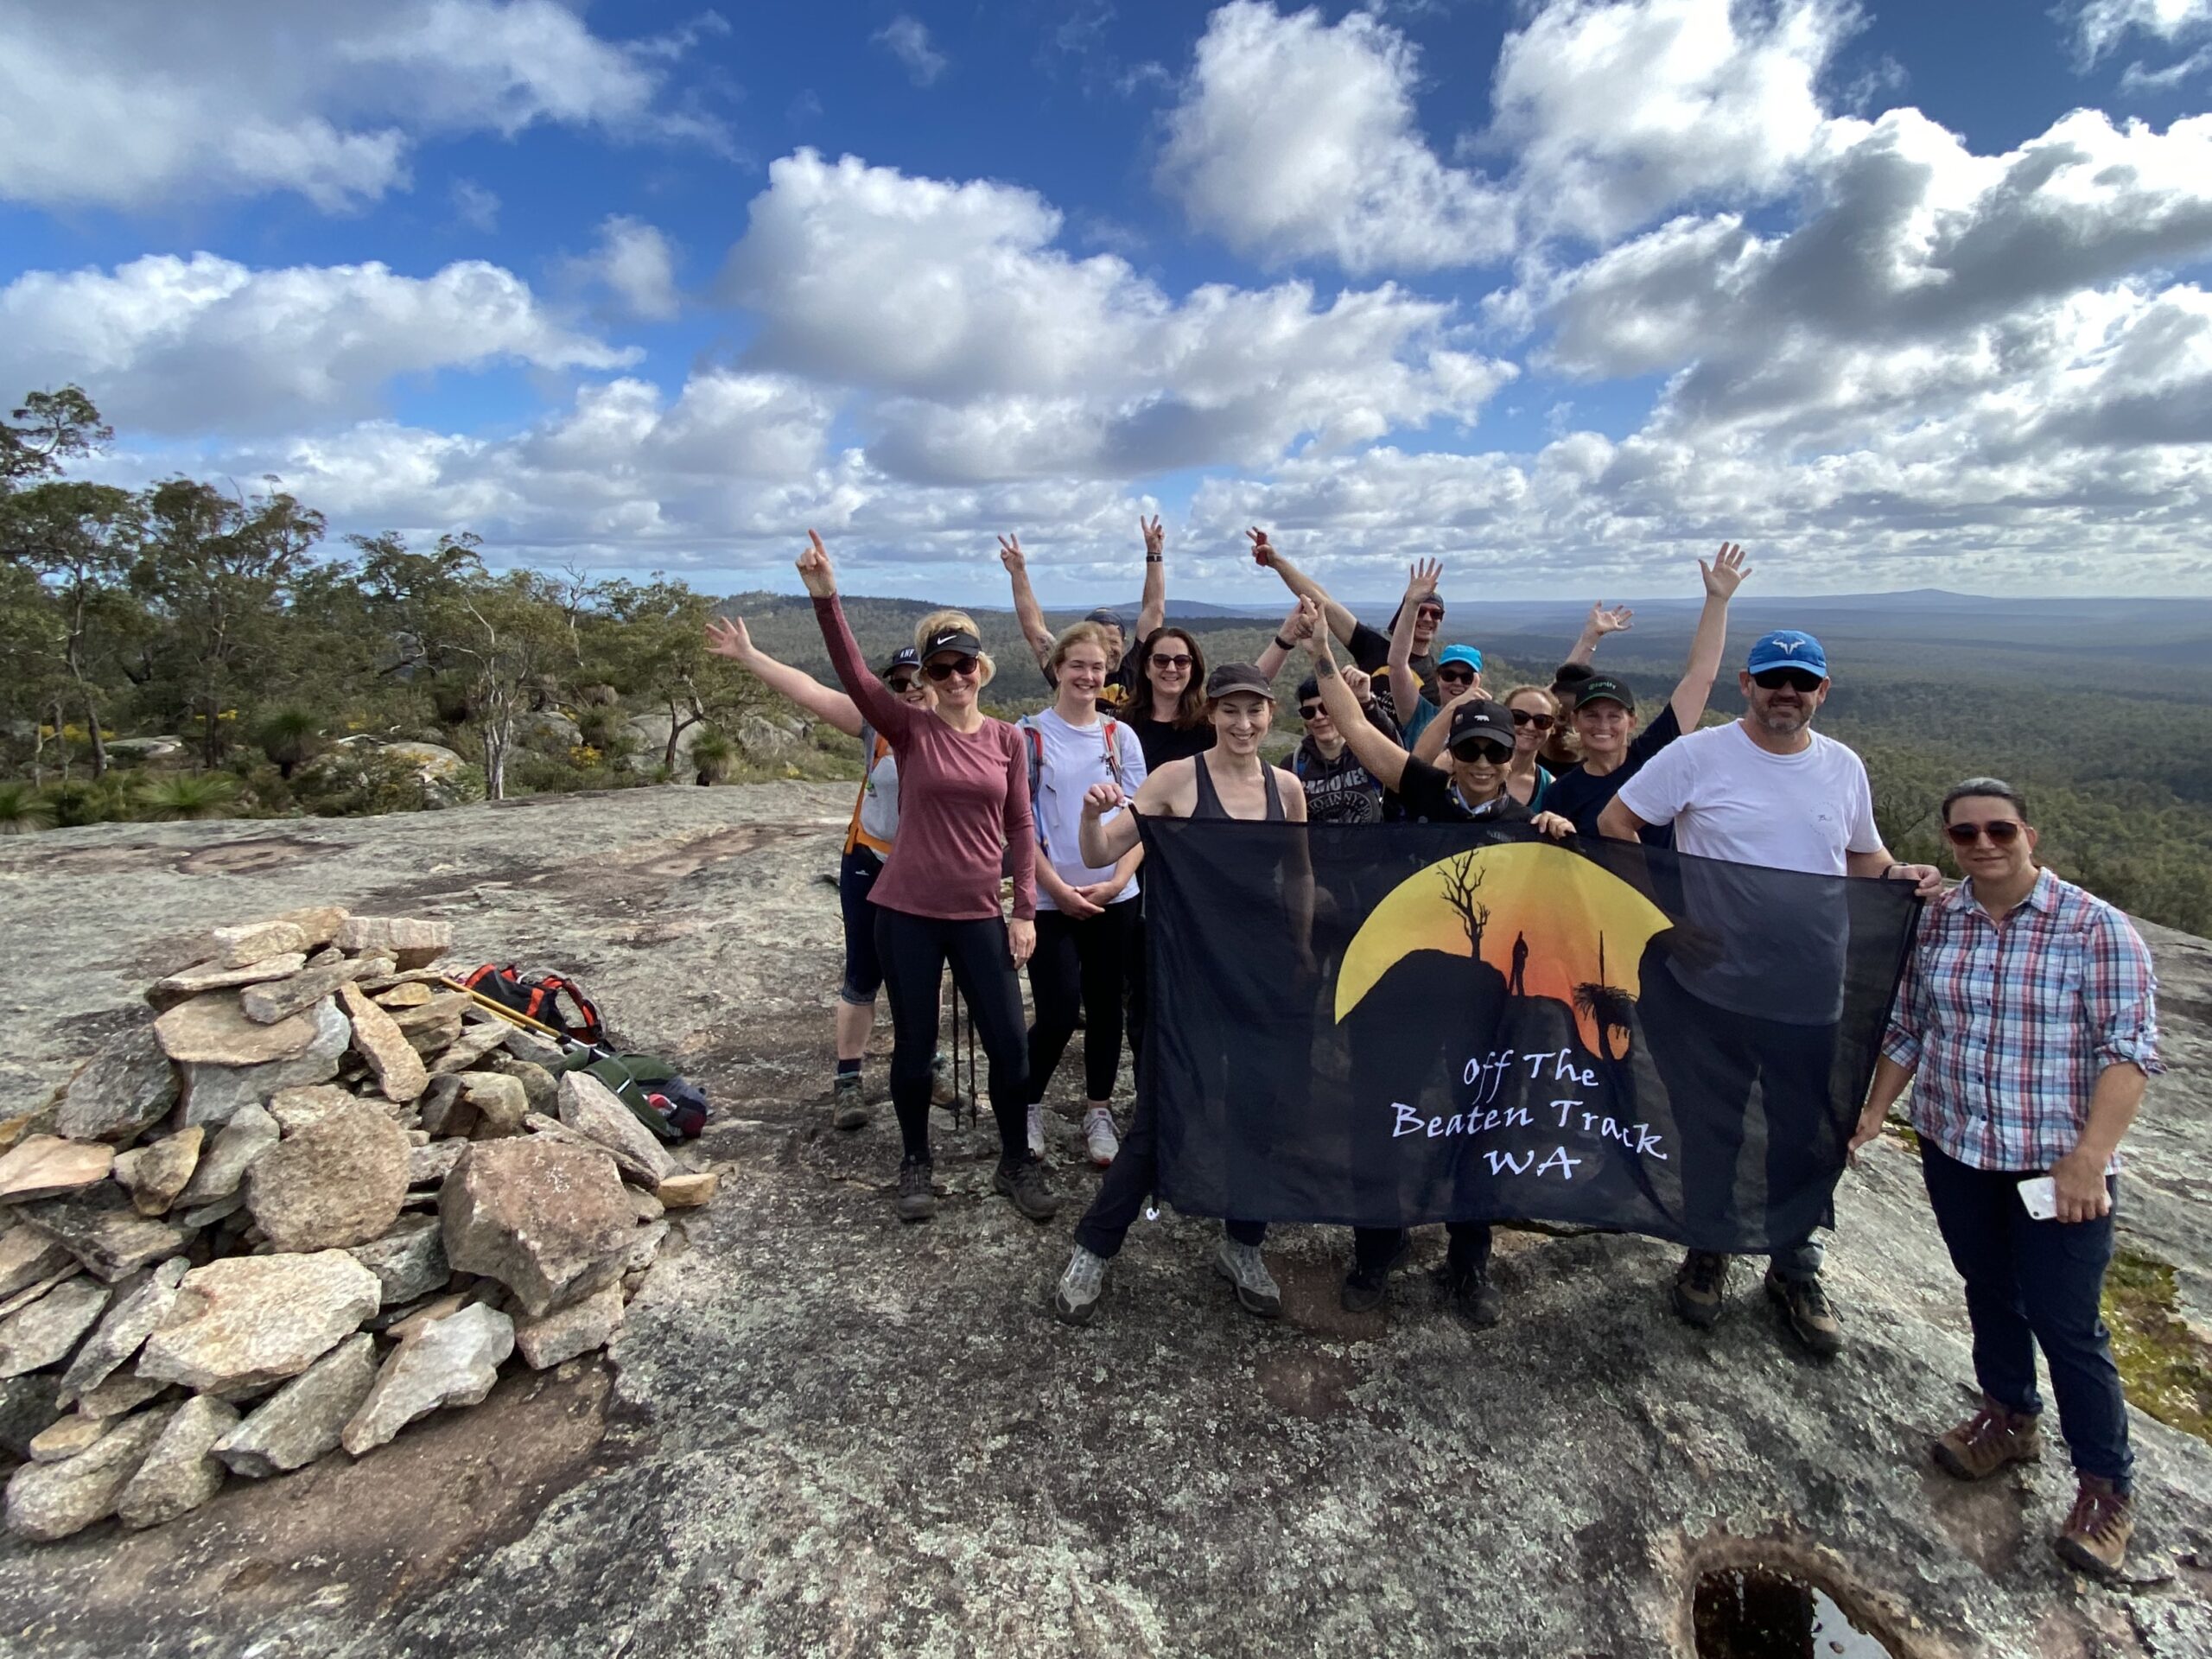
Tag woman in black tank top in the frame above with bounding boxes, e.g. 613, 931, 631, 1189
1192, 748, 1285, 820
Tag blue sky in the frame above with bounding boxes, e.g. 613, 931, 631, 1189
4, 0, 2212, 604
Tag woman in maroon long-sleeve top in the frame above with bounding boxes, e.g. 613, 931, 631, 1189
798, 531, 1058, 1225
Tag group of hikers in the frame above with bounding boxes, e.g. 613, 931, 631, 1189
704, 523, 2164, 1581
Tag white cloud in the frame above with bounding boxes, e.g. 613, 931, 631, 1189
566, 215, 683, 321
0, 253, 635, 435
873, 16, 949, 86
450, 178, 501, 232
0, 0, 721, 212
719, 149, 1512, 482
1156, 2, 1513, 272
2064, 0, 2212, 65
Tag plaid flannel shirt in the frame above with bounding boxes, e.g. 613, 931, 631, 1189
1883, 868, 2163, 1171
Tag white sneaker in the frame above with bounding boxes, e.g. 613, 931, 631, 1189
1026, 1103, 1046, 1160
1082, 1106, 1120, 1167
1052, 1246, 1106, 1325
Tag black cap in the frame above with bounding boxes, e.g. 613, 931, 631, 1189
882, 645, 921, 677
1205, 663, 1276, 702
1574, 676, 1636, 712
921, 626, 982, 661
1084, 607, 1126, 631
1551, 662, 1596, 693
1447, 698, 1516, 757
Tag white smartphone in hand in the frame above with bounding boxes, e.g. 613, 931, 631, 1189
2018, 1175, 2058, 1222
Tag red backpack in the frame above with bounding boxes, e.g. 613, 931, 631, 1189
461, 964, 606, 1049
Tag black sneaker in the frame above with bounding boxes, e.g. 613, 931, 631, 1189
1341, 1236, 1410, 1313
895, 1158, 936, 1223
1444, 1265, 1502, 1328
994, 1154, 1060, 1223
1672, 1250, 1732, 1329
1764, 1268, 1843, 1359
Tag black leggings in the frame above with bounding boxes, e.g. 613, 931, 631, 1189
874, 907, 1028, 1165
1027, 902, 1144, 1105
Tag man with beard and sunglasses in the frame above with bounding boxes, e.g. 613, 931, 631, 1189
1599, 631, 1941, 1357
1851, 779, 2161, 1580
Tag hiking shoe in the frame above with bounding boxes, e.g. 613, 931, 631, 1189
1444, 1264, 1502, 1329
1340, 1236, 1410, 1313
995, 1154, 1060, 1223
1764, 1268, 1843, 1358
1932, 1397, 2043, 1481
1026, 1103, 1046, 1160
895, 1158, 936, 1224
2055, 1475, 2134, 1578
830, 1073, 869, 1130
1052, 1246, 1107, 1325
1672, 1250, 1732, 1329
1082, 1106, 1120, 1167
930, 1052, 957, 1108
1215, 1239, 1281, 1319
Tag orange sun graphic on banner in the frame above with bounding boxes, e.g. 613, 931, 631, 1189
1335, 841, 1674, 1054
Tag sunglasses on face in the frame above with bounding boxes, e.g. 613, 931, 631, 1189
1436, 667, 1475, 685
1151, 652, 1193, 670
1510, 709, 1555, 731
1453, 741, 1514, 766
1414, 607, 1444, 625
1945, 819, 2025, 846
886, 673, 920, 693
924, 657, 979, 682
1752, 669, 1823, 693
1298, 702, 1325, 720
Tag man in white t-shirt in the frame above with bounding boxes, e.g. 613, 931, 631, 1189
1600, 629, 1940, 1357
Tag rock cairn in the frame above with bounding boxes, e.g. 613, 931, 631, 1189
0, 906, 716, 1541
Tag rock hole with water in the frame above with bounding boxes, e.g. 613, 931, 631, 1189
1692, 1566, 1895, 1659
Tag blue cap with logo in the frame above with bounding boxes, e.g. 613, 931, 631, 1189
881, 645, 921, 677
1437, 644, 1484, 673
1745, 630, 1827, 677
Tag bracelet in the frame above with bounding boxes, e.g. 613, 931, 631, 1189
1147, 554, 1164, 564
1273, 634, 1295, 652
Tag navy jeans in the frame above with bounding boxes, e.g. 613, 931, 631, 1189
1921, 1140, 2133, 1491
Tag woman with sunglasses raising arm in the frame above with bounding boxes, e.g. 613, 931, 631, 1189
1539, 543, 1751, 842
799, 532, 1058, 1226
706, 613, 952, 1129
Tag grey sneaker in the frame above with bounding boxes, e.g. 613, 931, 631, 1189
995, 1154, 1060, 1223
1026, 1103, 1046, 1160
830, 1072, 869, 1130
1215, 1238, 1281, 1319
1052, 1246, 1107, 1325
895, 1158, 935, 1223
1082, 1106, 1120, 1167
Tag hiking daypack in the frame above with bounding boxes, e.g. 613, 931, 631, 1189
1019, 715, 1128, 857
461, 964, 607, 1048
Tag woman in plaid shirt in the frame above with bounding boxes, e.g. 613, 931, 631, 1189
1853, 778, 2163, 1580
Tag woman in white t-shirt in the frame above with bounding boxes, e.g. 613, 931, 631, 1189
1016, 621, 1151, 1167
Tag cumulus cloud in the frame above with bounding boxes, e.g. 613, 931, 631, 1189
873, 16, 949, 86
0, 0, 721, 212
1156, 2, 1513, 272
0, 253, 635, 435
720, 149, 1513, 481
565, 216, 683, 321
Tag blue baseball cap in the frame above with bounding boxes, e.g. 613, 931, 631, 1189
1745, 630, 1827, 677
882, 645, 921, 677
1438, 644, 1483, 673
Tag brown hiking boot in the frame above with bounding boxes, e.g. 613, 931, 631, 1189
1931, 1397, 2043, 1481
1672, 1250, 1732, 1328
2055, 1475, 2133, 1578
1764, 1268, 1843, 1358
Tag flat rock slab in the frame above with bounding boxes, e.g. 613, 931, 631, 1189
246, 1100, 409, 1252
337, 983, 429, 1104
213, 1332, 378, 1478
54, 1027, 179, 1144
202, 921, 310, 970
179, 999, 350, 1128
154, 991, 327, 1068
3, 1404, 171, 1541
512, 1281, 624, 1370
12, 1186, 194, 1282
56, 1257, 189, 1406
0, 1228, 73, 1300
0, 1136, 115, 1205
240, 957, 365, 1026
111, 1128, 202, 1217
346, 1217, 449, 1307
174, 1104, 277, 1207
137, 1252, 381, 1397
557, 1073, 677, 1185
0, 1276, 111, 1379
116, 1394, 238, 1529
342, 1303, 512, 1456
146, 955, 307, 1013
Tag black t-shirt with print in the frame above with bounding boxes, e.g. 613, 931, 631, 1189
1538, 702, 1682, 842
1394, 757, 1535, 826
1294, 699, 1402, 824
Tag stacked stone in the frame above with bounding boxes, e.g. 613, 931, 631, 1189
0, 906, 715, 1541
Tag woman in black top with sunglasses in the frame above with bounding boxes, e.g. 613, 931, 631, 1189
1539, 544, 1750, 840
1123, 625, 1217, 769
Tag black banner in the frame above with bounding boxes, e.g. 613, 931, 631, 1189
1138, 818, 1919, 1252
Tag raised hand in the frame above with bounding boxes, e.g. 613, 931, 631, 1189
1586, 601, 1634, 636
1247, 527, 1275, 568
795, 530, 836, 598
1294, 595, 1329, 654
997, 532, 1025, 574
1404, 556, 1443, 600
1081, 780, 1126, 819
704, 614, 753, 663
1279, 598, 1316, 643
1141, 515, 1165, 558
1699, 542, 1750, 600
1342, 664, 1374, 702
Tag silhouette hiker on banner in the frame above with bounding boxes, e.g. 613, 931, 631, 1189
1510, 931, 1529, 997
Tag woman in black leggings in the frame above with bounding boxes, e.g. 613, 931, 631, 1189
799, 532, 1056, 1225
1049, 662, 1310, 1325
